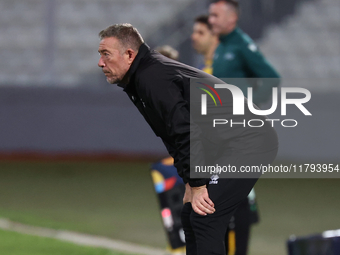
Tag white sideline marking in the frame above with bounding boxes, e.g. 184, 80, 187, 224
0, 218, 167, 255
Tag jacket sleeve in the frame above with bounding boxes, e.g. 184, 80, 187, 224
138, 71, 208, 187
240, 43, 281, 105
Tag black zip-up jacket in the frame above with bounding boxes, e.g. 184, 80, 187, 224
118, 44, 278, 187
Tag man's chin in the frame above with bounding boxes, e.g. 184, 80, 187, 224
106, 77, 119, 84
212, 27, 222, 35
192, 45, 201, 53
195, 47, 204, 55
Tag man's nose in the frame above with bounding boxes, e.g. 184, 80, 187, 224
98, 57, 105, 68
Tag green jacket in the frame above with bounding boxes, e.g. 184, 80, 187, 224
212, 27, 280, 105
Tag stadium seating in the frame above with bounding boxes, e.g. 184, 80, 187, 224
258, 0, 340, 91
0, 0, 338, 91
0, 0, 195, 86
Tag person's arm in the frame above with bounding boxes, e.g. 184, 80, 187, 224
138, 71, 206, 186
138, 71, 214, 215
240, 43, 281, 105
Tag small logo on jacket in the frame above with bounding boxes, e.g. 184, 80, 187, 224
209, 174, 219, 184
224, 52, 235, 60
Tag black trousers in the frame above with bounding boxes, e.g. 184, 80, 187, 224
181, 149, 277, 255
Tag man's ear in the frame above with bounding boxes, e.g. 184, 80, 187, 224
126, 49, 137, 65
231, 10, 239, 23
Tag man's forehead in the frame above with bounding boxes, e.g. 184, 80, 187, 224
210, 1, 228, 12
195, 22, 209, 31
98, 37, 120, 50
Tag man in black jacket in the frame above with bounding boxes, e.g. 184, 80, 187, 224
98, 23, 278, 255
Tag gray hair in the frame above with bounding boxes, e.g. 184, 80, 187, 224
99, 23, 144, 52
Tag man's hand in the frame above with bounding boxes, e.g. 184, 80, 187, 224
191, 185, 215, 216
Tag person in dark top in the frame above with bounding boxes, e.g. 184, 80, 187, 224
97, 23, 278, 255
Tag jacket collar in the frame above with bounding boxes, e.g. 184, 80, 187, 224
117, 43, 150, 90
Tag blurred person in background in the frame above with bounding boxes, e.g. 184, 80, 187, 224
209, 0, 280, 106
156, 45, 180, 61
191, 15, 219, 74
153, 45, 186, 255
208, 1, 280, 254
98, 23, 278, 255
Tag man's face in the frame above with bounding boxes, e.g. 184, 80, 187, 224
209, 1, 237, 35
98, 37, 133, 84
191, 22, 215, 54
